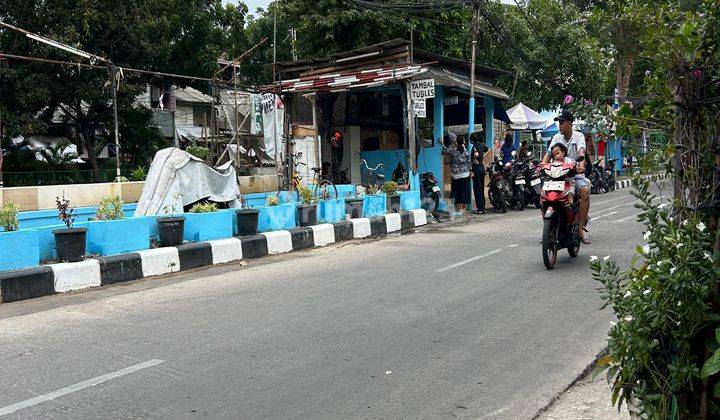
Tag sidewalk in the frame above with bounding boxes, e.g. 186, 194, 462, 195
537, 374, 630, 420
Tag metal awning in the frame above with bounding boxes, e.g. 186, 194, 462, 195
426, 67, 510, 100
264, 64, 431, 94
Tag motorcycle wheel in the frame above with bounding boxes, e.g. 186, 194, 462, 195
500, 199, 507, 213
421, 192, 439, 213
488, 188, 500, 210
568, 225, 581, 258
608, 178, 616, 192
516, 190, 525, 211
542, 218, 559, 270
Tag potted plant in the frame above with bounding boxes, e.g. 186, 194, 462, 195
235, 193, 259, 236
88, 194, 149, 255
344, 192, 364, 219
258, 195, 296, 232
296, 185, 318, 227
53, 194, 87, 262
381, 181, 400, 213
157, 192, 185, 247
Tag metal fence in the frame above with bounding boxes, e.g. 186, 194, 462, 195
2, 170, 133, 187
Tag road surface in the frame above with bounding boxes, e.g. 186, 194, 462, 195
0, 183, 668, 419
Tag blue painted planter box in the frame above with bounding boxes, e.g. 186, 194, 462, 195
318, 198, 346, 223
400, 191, 421, 210
363, 194, 387, 217
19, 203, 138, 230
335, 184, 358, 200
0, 229, 40, 271
258, 203, 296, 232
183, 211, 234, 242
87, 217, 150, 256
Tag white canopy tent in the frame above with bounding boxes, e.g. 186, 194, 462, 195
506, 102, 546, 130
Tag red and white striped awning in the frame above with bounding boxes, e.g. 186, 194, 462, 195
265, 64, 430, 94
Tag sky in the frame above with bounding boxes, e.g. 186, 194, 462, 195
231, 0, 272, 15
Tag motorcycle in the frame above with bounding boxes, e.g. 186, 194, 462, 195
487, 156, 512, 213
525, 158, 543, 209
540, 156, 584, 270
508, 152, 528, 211
604, 158, 618, 192
589, 159, 607, 194
420, 171, 441, 212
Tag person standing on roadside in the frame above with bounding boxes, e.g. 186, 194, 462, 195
442, 132, 472, 215
501, 131, 516, 164
470, 132, 488, 214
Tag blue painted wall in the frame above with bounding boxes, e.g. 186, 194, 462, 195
400, 191, 421, 210
359, 150, 407, 184
87, 217, 150, 256
0, 229, 39, 271
258, 203, 296, 232
183, 211, 234, 242
18, 203, 138, 230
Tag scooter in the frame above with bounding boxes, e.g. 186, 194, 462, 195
540, 156, 584, 270
487, 156, 512, 213
420, 171, 441, 213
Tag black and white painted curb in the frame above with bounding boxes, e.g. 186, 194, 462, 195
615, 172, 669, 190
0, 210, 427, 304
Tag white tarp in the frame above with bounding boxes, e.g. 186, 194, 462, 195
134, 147, 240, 216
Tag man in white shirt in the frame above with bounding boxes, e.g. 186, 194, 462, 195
541, 110, 592, 244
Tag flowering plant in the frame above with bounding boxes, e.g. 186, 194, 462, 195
55, 194, 76, 229
592, 177, 719, 417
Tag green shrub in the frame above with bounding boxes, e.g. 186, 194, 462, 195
298, 185, 315, 204
0, 201, 20, 232
592, 177, 719, 418
131, 166, 147, 181
189, 202, 218, 213
186, 142, 209, 160
381, 181, 398, 196
95, 195, 125, 220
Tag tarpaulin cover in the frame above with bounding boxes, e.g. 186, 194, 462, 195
134, 147, 240, 216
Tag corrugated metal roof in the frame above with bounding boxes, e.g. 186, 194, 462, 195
174, 87, 214, 104
426, 67, 510, 100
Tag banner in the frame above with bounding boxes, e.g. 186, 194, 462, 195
250, 94, 263, 135
259, 93, 284, 160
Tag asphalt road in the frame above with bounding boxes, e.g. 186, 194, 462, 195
0, 183, 669, 419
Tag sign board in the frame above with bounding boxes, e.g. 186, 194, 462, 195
413, 99, 426, 118
411, 79, 435, 101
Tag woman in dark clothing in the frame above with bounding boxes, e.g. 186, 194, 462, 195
443, 132, 472, 214
470, 134, 489, 214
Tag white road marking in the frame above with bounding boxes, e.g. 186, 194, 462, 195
615, 213, 639, 223
593, 196, 631, 206
507, 244, 519, 248
0, 359, 165, 416
436, 249, 503, 273
589, 211, 618, 221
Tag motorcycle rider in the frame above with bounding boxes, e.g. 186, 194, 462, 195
541, 110, 592, 244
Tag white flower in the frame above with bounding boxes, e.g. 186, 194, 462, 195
643, 289, 651, 296
643, 231, 651, 241
603, 255, 610, 261
658, 203, 668, 209
704, 251, 713, 260
624, 290, 632, 298
697, 222, 706, 232
610, 321, 617, 327
677, 301, 682, 307
642, 244, 651, 255
589, 255, 598, 262
669, 217, 674, 222
657, 260, 664, 267
670, 267, 677, 275
677, 321, 682, 326
683, 220, 689, 226
643, 275, 649, 280
677, 243, 684, 248
625, 315, 634, 322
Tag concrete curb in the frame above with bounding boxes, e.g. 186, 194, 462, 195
0, 210, 428, 304
615, 172, 670, 191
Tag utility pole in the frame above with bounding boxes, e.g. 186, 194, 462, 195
468, 0, 481, 137
273, 6, 277, 83
291, 28, 297, 61
111, 66, 121, 180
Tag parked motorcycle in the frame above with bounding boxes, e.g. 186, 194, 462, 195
604, 158, 618, 192
525, 158, 543, 209
589, 159, 607, 194
420, 171, 441, 212
540, 156, 584, 270
508, 152, 528, 211
487, 157, 512, 213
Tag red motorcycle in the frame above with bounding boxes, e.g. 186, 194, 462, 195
540, 157, 583, 269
